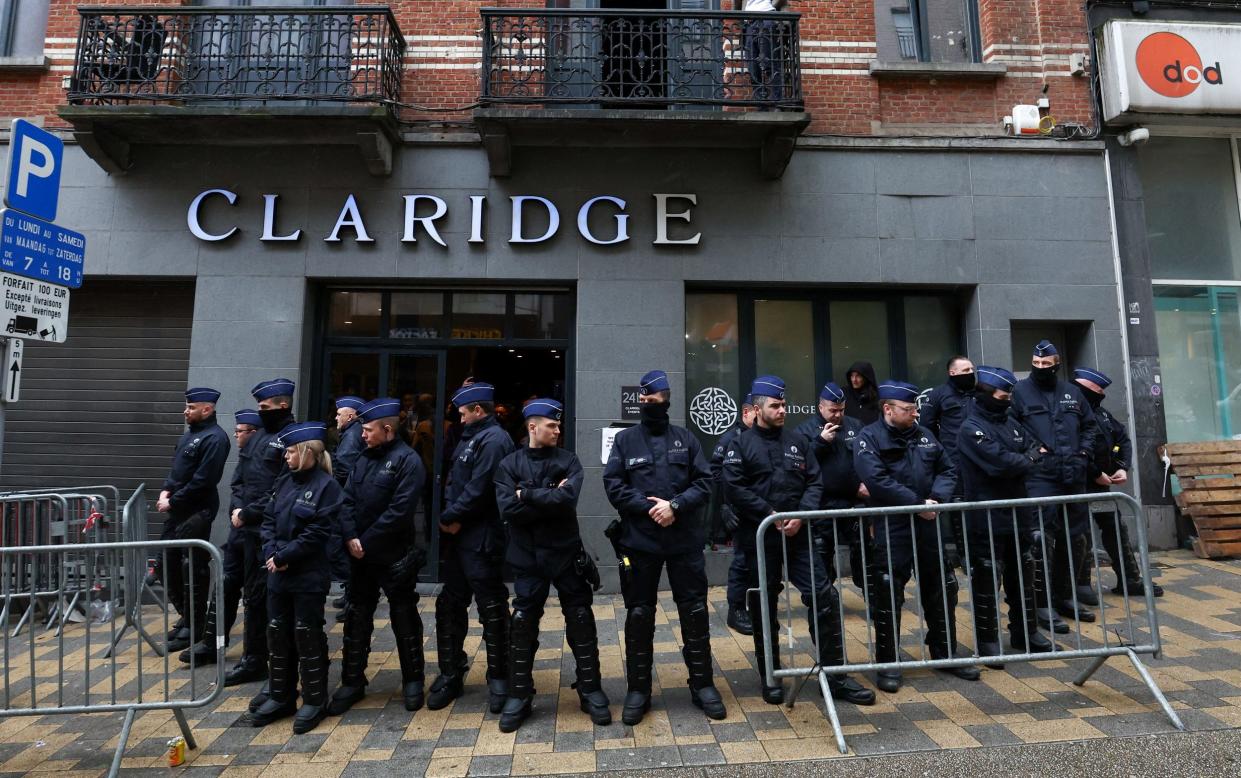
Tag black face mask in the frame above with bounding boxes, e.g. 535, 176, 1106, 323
1031, 365, 1058, 389
949, 372, 977, 392
978, 393, 1011, 414
259, 407, 291, 433
639, 400, 670, 431
1080, 386, 1106, 407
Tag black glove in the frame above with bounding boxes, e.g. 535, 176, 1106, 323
1025, 443, 1045, 464
721, 505, 740, 536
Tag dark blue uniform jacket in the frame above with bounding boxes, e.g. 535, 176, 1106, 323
163, 415, 230, 517
339, 437, 426, 567
495, 446, 585, 576
261, 467, 343, 593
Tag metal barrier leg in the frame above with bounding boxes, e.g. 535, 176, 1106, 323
109, 708, 136, 778
173, 707, 198, 749
1072, 654, 1107, 686
1123, 648, 1185, 731
816, 668, 848, 755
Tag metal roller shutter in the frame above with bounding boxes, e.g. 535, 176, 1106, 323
0, 279, 194, 537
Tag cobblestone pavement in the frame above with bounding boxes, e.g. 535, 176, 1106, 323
1, 550, 1239, 777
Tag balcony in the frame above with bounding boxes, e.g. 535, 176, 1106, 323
475, 7, 810, 179
57, 6, 405, 175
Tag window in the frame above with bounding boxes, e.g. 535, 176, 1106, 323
875, 0, 980, 64
0, 0, 50, 58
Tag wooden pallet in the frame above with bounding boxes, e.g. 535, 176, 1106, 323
1166, 440, 1241, 559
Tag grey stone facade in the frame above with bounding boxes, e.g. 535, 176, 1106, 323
60, 138, 1125, 589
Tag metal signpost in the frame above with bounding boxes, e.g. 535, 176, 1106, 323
0, 119, 85, 471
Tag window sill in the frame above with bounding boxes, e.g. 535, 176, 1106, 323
868, 61, 1007, 80
0, 56, 51, 73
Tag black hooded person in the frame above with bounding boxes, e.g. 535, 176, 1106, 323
842, 361, 880, 425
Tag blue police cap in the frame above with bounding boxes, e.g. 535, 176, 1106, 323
335, 395, 365, 411
452, 382, 494, 406
523, 398, 563, 421
743, 393, 753, 406
750, 375, 786, 400
1033, 340, 1058, 357
358, 397, 401, 422
820, 382, 845, 402
278, 421, 327, 446
234, 409, 262, 427
185, 387, 220, 404
639, 370, 670, 396
974, 366, 1016, 391
1073, 367, 1111, 388
877, 381, 920, 403
252, 378, 296, 401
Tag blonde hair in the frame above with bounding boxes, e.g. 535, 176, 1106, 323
290, 440, 332, 475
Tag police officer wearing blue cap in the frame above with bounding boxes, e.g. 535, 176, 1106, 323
1072, 368, 1163, 600
724, 376, 874, 708
604, 369, 724, 725
957, 367, 1054, 659
329, 398, 428, 715
159, 387, 230, 653
1011, 341, 1099, 634
854, 380, 978, 692
329, 396, 367, 617
711, 394, 756, 635
793, 382, 870, 593
920, 356, 978, 563
428, 381, 516, 713
244, 422, 344, 734
181, 409, 261, 666
227, 378, 299, 689
493, 399, 610, 733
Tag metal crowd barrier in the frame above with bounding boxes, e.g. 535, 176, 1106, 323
0, 486, 122, 637
106, 484, 166, 658
0, 538, 225, 777
755, 492, 1181, 754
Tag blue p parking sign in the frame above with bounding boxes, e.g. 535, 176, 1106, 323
4, 119, 63, 223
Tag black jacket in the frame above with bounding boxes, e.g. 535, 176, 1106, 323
231, 425, 290, 533
603, 421, 712, 554
442, 415, 516, 553
709, 422, 748, 533
1087, 402, 1132, 494
495, 445, 584, 575
854, 420, 956, 533
162, 415, 230, 517
333, 419, 365, 486
842, 361, 880, 426
722, 424, 822, 529
339, 437, 425, 567
1011, 376, 1098, 486
261, 467, 343, 593
794, 413, 864, 510
956, 405, 1041, 534
920, 381, 975, 463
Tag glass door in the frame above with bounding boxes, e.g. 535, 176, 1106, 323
387, 351, 447, 582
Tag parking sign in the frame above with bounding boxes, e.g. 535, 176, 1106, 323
5, 119, 63, 223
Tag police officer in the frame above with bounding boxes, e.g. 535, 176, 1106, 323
920, 356, 977, 559
724, 376, 874, 707
493, 399, 610, 732
227, 378, 297, 688
246, 422, 344, 734
181, 409, 260, 665
854, 381, 978, 693
329, 398, 428, 714
159, 387, 230, 653
1072, 368, 1164, 599
603, 369, 725, 725
330, 396, 366, 619
1011, 341, 1098, 633
711, 394, 755, 635
956, 367, 1054, 658
429, 382, 515, 713
793, 382, 869, 591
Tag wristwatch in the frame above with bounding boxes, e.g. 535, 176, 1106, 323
669, 499, 680, 514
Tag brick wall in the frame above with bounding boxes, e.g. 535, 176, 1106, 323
10, 0, 1094, 137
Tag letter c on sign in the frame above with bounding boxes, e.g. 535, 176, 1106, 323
187, 189, 239, 241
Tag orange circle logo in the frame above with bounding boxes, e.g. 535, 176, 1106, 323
1136, 32, 1205, 98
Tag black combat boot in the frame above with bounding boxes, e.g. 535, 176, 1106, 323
748, 589, 783, 705
564, 606, 611, 726
479, 598, 511, 714
293, 622, 329, 734
679, 601, 726, 720
244, 620, 297, 727
390, 599, 426, 712
810, 592, 875, 706
499, 609, 539, 733
622, 605, 656, 725
328, 602, 373, 715
427, 596, 469, 711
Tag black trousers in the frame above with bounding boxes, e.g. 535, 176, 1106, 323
622, 547, 707, 609
162, 507, 213, 636
241, 531, 270, 661
868, 517, 960, 662
513, 565, 593, 616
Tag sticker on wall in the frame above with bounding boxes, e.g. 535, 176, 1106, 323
689, 387, 738, 437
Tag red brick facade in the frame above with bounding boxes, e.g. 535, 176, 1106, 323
4, 0, 1095, 137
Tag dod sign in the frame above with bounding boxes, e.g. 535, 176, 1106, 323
1, 271, 68, 342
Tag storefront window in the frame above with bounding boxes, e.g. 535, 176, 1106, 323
451, 292, 506, 339
1155, 285, 1241, 441
755, 299, 817, 429
830, 301, 891, 385
685, 293, 741, 448
904, 295, 961, 390
513, 293, 572, 339
328, 291, 381, 337
390, 292, 444, 339
1138, 137, 1241, 281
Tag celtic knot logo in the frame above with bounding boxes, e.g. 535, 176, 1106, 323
689, 387, 737, 437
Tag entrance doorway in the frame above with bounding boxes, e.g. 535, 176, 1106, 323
317, 288, 574, 581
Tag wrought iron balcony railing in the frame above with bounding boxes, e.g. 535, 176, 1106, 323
480, 8, 803, 111
66, 6, 404, 113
